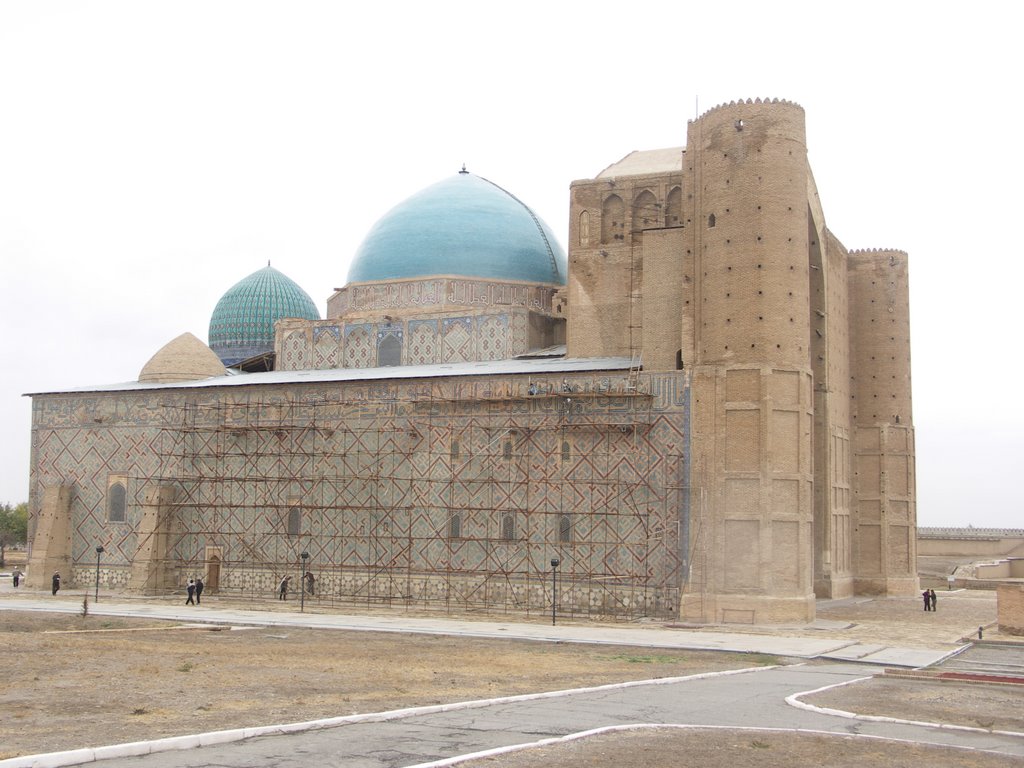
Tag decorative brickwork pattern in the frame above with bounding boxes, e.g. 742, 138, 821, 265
30, 372, 688, 619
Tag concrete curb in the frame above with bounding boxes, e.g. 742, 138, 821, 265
785, 678, 1024, 739
0, 665, 779, 768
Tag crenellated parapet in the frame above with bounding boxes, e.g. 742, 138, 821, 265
848, 248, 909, 257
691, 97, 804, 125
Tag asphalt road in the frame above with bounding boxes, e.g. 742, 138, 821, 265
47, 663, 1024, 767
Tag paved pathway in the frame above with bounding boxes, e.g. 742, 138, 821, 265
11, 663, 1024, 767
0, 595, 955, 668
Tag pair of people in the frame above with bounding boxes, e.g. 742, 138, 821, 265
185, 576, 205, 605
278, 572, 314, 599
922, 588, 937, 611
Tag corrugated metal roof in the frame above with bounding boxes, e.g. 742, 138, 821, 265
25, 356, 635, 396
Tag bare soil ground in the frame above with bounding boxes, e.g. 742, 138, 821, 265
806, 676, 1024, 733
458, 727, 1021, 768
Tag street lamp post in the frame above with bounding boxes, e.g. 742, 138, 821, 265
94, 546, 105, 602
550, 558, 560, 626
300, 551, 309, 613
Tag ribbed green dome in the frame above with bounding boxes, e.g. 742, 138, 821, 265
347, 171, 567, 285
208, 265, 320, 366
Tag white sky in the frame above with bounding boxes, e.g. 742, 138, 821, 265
1, 1, 1020, 528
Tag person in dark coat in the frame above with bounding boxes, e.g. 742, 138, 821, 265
278, 575, 290, 600
929, 589, 937, 612
51, 572, 61, 595
304, 571, 315, 596
185, 579, 196, 605
922, 589, 931, 611
195, 576, 205, 604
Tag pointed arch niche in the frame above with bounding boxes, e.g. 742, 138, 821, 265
601, 194, 625, 244
632, 189, 658, 244
666, 186, 682, 226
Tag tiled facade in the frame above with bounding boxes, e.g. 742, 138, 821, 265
277, 276, 565, 371
30, 369, 688, 619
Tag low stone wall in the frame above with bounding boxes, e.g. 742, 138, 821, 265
57, 563, 678, 620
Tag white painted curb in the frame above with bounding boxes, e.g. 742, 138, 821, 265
786, 678, 1024, 739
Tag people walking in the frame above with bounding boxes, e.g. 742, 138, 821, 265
185, 578, 196, 605
278, 575, 291, 600
51, 572, 61, 596
11, 569, 22, 588
195, 576, 205, 604
929, 589, 937, 612
922, 589, 931, 611
304, 571, 315, 596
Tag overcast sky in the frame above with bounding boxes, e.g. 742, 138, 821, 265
1, 1, 1020, 528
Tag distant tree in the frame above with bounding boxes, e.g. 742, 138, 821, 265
0, 502, 29, 567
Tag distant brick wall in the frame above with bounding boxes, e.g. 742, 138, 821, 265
997, 584, 1024, 635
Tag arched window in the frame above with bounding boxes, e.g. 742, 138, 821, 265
287, 505, 301, 536
449, 513, 462, 539
559, 514, 572, 543
561, 440, 571, 462
579, 210, 591, 246
501, 514, 515, 541
503, 440, 513, 459
377, 334, 402, 367
708, 213, 716, 228
107, 481, 126, 523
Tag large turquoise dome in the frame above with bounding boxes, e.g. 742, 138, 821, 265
347, 171, 567, 285
208, 265, 320, 366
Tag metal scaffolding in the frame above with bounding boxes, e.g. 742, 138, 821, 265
145, 374, 685, 619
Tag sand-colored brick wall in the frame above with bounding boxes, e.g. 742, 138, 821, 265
688, 99, 810, 370
641, 227, 686, 371
849, 250, 917, 595
997, 584, 1024, 635
567, 173, 683, 361
684, 364, 816, 623
812, 224, 855, 597
681, 100, 816, 624
25, 484, 72, 590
